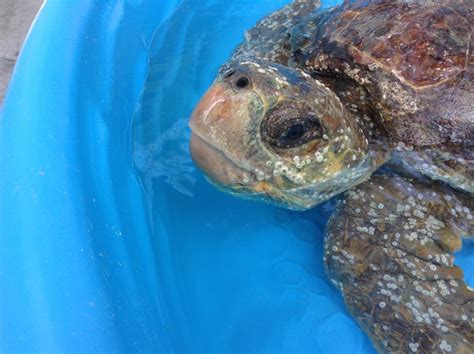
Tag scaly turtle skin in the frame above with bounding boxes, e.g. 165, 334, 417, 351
189, 0, 473, 352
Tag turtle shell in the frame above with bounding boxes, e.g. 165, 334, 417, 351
334, 2, 471, 88
296, 1, 473, 146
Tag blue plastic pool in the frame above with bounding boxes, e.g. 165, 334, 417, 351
1, 0, 473, 352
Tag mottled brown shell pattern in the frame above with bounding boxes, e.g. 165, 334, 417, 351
335, 2, 470, 88
298, 0, 473, 148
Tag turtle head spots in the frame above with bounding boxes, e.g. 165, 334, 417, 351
190, 60, 381, 210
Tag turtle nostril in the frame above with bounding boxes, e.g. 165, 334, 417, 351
235, 76, 250, 89
223, 68, 251, 90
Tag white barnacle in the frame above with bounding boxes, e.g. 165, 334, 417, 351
294, 174, 304, 184
314, 151, 324, 162
439, 340, 452, 352
409, 343, 419, 352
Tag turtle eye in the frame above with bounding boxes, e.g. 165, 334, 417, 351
275, 118, 321, 148
261, 102, 323, 149
282, 123, 305, 140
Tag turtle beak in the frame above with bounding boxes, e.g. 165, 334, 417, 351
189, 82, 228, 136
189, 132, 252, 187
189, 81, 255, 187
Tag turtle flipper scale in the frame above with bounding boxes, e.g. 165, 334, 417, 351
324, 175, 473, 353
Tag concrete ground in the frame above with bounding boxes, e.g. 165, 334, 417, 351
0, 0, 43, 104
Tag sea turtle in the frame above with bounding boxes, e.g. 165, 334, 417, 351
188, 0, 473, 352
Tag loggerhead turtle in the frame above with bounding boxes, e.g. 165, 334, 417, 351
188, 0, 473, 352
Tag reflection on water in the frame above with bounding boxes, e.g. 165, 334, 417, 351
133, 117, 196, 196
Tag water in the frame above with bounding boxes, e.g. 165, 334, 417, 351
1, 0, 473, 352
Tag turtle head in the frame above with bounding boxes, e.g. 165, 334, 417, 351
189, 60, 384, 210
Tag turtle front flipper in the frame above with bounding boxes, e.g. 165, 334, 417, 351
324, 175, 473, 353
